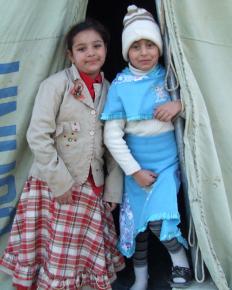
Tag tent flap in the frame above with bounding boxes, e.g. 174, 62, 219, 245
164, 1, 232, 289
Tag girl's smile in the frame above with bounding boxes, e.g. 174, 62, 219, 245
68, 29, 107, 79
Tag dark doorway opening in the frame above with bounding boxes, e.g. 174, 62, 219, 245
86, 1, 190, 289
86, 0, 158, 82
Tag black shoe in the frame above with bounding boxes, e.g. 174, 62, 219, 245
169, 266, 193, 288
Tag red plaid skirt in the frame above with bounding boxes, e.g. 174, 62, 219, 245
0, 178, 125, 290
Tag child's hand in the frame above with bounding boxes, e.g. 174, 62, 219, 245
54, 188, 73, 204
132, 169, 157, 187
104, 202, 118, 211
154, 100, 182, 122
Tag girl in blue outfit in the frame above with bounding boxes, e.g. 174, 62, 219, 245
101, 5, 192, 290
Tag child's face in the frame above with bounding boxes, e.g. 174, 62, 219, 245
128, 39, 159, 71
68, 29, 107, 78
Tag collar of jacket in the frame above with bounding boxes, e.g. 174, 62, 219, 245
70, 64, 104, 109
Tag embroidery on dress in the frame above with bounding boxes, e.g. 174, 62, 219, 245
115, 74, 148, 84
119, 192, 134, 252
154, 85, 170, 103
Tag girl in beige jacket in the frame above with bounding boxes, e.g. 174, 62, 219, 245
0, 19, 124, 290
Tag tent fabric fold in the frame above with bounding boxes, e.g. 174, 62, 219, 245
164, 1, 232, 289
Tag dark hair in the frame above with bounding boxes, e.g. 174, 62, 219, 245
65, 18, 110, 51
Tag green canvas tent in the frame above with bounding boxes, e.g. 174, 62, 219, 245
0, 1, 231, 289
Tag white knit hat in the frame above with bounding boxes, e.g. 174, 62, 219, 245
122, 5, 163, 61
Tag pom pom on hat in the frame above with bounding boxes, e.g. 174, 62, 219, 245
122, 5, 163, 61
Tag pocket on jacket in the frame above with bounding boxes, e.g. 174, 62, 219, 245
55, 121, 80, 148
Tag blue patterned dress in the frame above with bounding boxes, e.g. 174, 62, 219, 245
101, 64, 187, 257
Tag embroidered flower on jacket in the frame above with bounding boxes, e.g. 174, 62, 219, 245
70, 79, 84, 100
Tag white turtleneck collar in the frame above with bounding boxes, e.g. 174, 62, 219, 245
128, 63, 158, 76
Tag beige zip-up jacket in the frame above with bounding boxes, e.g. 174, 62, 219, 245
27, 65, 123, 202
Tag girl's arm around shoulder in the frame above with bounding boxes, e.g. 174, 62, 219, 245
27, 73, 75, 197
